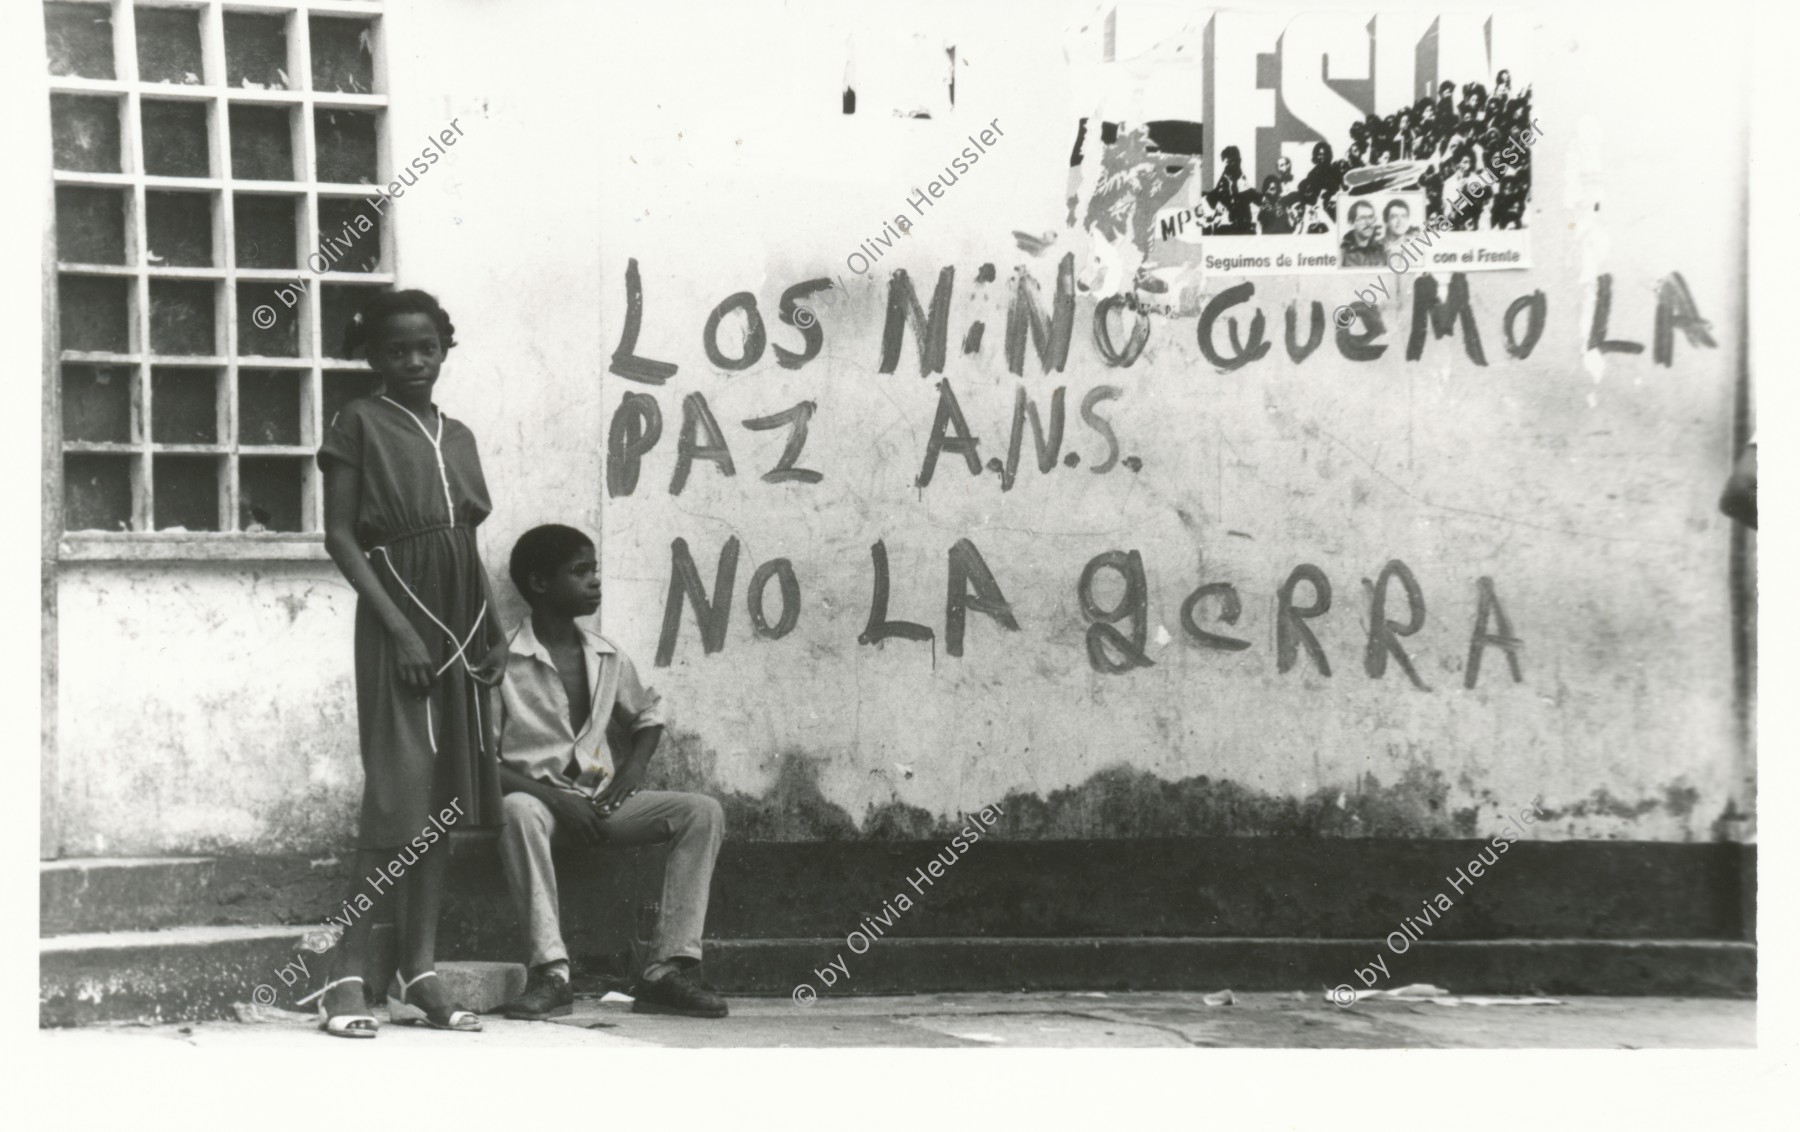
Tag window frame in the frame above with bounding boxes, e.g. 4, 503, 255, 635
47, 0, 391, 561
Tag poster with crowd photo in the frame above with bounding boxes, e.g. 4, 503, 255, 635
1073, 9, 1535, 293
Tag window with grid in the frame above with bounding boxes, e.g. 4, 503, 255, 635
47, 0, 390, 551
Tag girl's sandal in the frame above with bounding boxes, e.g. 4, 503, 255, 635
390, 970, 483, 1032
296, 976, 379, 1039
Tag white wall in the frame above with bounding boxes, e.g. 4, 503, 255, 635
50, 0, 1751, 853
591, 0, 1749, 841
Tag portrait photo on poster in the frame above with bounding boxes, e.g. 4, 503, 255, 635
1338, 191, 1428, 272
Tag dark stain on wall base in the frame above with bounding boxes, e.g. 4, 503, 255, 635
1536, 784, 1701, 826
990, 763, 1474, 839
140, 732, 1710, 855
648, 728, 1486, 840
648, 733, 859, 840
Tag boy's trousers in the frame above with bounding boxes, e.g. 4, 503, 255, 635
497, 789, 724, 970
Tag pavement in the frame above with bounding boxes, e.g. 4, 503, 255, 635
39, 990, 1755, 1048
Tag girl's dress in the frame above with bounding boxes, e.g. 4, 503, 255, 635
318, 395, 504, 848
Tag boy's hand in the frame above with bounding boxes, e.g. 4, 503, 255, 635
594, 759, 647, 815
546, 791, 606, 844
392, 626, 436, 694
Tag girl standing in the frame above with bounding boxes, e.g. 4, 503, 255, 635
303, 289, 502, 1037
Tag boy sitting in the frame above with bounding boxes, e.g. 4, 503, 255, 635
493, 524, 728, 1020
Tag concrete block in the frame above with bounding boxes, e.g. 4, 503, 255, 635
429, 961, 527, 1013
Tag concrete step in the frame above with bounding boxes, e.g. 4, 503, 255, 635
40, 925, 525, 1027
40, 924, 312, 1026
703, 937, 1757, 999
45, 838, 1758, 943
700, 839, 1756, 942
40, 856, 352, 936
41, 858, 217, 935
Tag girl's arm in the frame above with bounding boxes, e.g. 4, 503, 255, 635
322, 459, 436, 693
468, 563, 509, 685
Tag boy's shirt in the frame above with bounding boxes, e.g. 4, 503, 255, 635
496, 617, 665, 798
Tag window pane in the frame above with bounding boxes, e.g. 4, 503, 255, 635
223, 12, 290, 90
146, 192, 214, 268
62, 364, 135, 444
239, 457, 305, 532
317, 197, 382, 272
239, 369, 302, 446
315, 109, 379, 184
51, 95, 122, 174
321, 284, 380, 360
229, 104, 295, 181
234, 195, 299, 269
59, 275, 131, 353
45, 2, 115, 80
310, 17, 376, 94
153, 455, 220, 531
237, 282, 302, 357
64, 454, 133, 531
135, 6, 204, 86
149, 281, 217, 356
141, 100, 211, 177
55, 186, 127, 265
151, 367, 218, 445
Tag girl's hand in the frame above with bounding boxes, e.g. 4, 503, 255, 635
482, 686, 504, 755
470, 638, 510, 687
392, 626, 437, 694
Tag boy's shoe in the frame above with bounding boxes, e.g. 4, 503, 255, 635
502, 967, 574, 1021
631, 970, 729, 1018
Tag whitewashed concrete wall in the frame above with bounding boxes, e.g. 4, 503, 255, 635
50, 0, 1750, 853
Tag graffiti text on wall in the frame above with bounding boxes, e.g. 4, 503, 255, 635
609, 256, 1713, 680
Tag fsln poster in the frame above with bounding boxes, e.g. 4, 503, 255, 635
1067, 9, 1535, 304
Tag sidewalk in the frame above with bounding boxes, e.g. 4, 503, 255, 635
39, 990, 1754, 1048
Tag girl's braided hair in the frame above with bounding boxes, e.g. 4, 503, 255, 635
342, 288, 458, 358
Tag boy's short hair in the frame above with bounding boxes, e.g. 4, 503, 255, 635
509, 524, 595, 603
